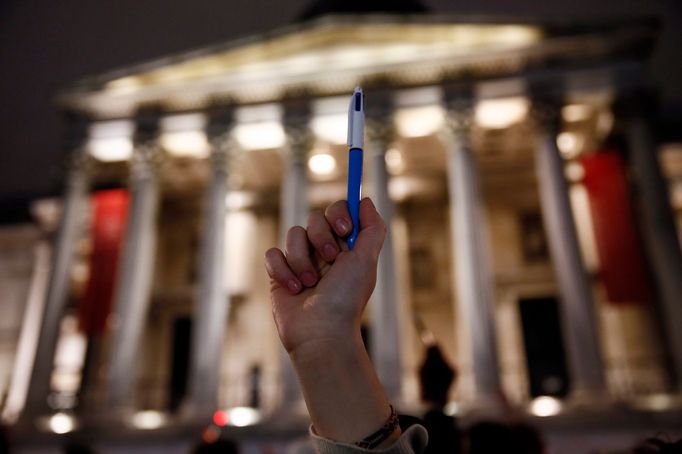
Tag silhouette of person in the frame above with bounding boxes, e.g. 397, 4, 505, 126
418, 344, 461, 454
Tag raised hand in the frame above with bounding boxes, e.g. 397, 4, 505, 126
264, 198, 401, 446
265, 198, 386, 356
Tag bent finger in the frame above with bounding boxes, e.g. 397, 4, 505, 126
264, 247, 302, 294
307, 210, 340, 262
285, 226, 319, 287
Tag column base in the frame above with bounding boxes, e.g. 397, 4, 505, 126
459, 391, 511, 423
177, 401, 215, 426
102, 403, 138, 426
563, 386, 612, 410
627, 392, 682, 413
273, 395, 308, 417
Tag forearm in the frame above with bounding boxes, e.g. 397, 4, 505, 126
290, 332, 401, 447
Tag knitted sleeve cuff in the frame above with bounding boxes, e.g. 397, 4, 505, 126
309, 423, 428, 454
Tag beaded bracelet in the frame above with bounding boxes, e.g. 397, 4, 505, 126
354, 405, 399, 449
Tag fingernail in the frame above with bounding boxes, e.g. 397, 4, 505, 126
300, 271, 317, 287
336, 218, 350, 235
323, 243, 338, 260
287, 280, 301, 293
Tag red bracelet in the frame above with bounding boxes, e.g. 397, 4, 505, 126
354, 405, 399, 449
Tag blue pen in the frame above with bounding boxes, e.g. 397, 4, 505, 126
346, 86, 364, 250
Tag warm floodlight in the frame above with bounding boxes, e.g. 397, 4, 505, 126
131, 410, 167, 430
395, 105, 445, 138
160, 113, 210, 158
311, 114, 347, 144
87, 120, 135, 162
233, 122, 285, 150
556, 131, 584, 159
475, 97, 529, 129
529, 396, 562, 417
49, 412, 76, 434
308, 153, 337, 175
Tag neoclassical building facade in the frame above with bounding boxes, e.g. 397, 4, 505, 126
3, 7, 682, 443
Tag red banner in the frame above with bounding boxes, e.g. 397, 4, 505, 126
78, 189, 129, 335
581, 151, 651, 304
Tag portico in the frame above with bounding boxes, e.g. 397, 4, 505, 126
13, 12, 682, 435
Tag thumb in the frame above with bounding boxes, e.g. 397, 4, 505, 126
353, 198, 386, 260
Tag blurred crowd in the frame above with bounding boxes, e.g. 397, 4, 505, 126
1, 344, 680, 454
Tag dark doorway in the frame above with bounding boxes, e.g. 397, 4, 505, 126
169, 317, 192, 412
518, 297, 570, 397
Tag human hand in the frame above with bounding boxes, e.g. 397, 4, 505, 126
264, 198, 386, 357
264, 198, 400, 445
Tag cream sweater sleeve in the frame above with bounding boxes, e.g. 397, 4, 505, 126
309, 424, 428, 454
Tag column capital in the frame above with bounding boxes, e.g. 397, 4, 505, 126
209, 141, 232, 177
529, 97, 563, 134
65, 146, 94, 180
528, 79, 566, 134
60, 112, 94, 183
133, 105, 163, 145
364, 88, 395, 146
130, 143, 163, 181
441, 85, 475, 139
282, 98, 313, 164
206, 105, 236, 175
365, 117, 395, 146
444, 105, 474, 137
284, 123, 313, 162
282, 97, 312, 129
440, 82, 474, 135
206, 104, 236, 141
131, 106, 163, 177
441, 83, 475, 109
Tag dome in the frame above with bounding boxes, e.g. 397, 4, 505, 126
298, 0, 429, 20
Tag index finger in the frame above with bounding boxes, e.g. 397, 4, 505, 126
325, 200, 353, 238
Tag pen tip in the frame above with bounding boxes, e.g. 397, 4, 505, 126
354, 86, 363, 94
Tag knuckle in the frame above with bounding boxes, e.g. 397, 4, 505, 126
289, 225, 306, 236
325, 200, 345, 216
364, 247, 379, 264
285, 226, 306, 250
307, 227, 328, 245
263, 249, 276, 264
263, 252, 279, 277
307, 209, 324, 225
264, 247, 279, 258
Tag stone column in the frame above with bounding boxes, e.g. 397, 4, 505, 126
617, 91, 682, 391
442, 89, 502, 405
106, 109, 162, 411
365, 95, 402, 403
531, 93, 606, 399
280, 101, 311, 239
186, 108, 235, 418
278, 100, 312, 409
23, 114, 91, 418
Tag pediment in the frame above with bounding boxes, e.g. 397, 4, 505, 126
58, 15, 654, 117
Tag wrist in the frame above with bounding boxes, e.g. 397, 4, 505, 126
288, 329, 395, 444
288, 328, 364, 369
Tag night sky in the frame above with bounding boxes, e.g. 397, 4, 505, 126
0, 0, 680, 209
